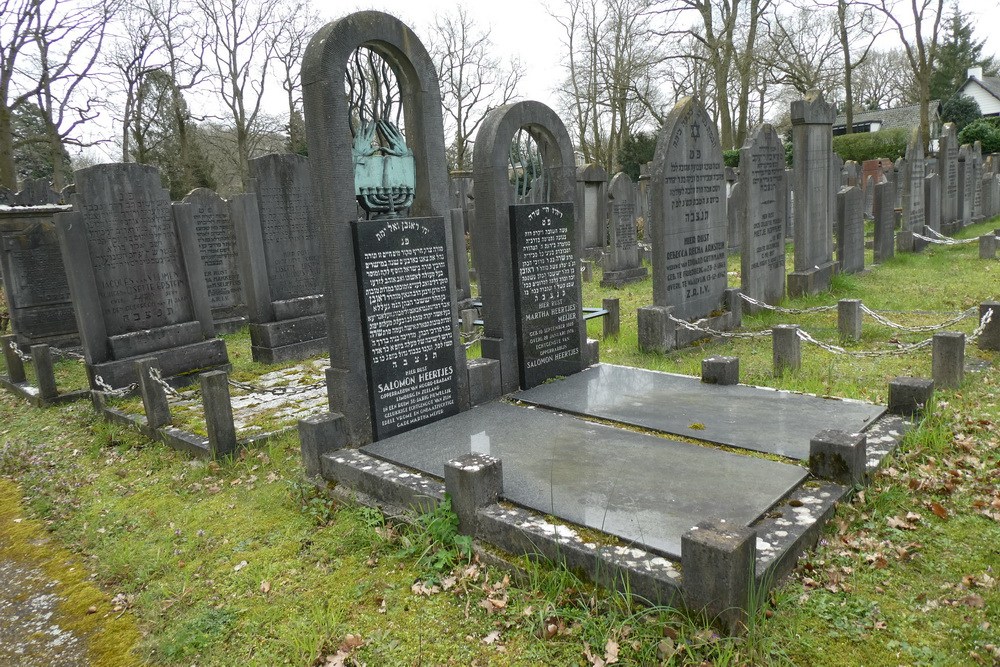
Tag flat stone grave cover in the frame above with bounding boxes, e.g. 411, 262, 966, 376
515, 364, 886, 460
509, 202, 582, 388
362, 400, 807, 557
353, 217, 460, 440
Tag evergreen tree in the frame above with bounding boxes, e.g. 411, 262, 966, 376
930, 2, 998, 102
12, 102, 71, 185
618, 132, 657, 182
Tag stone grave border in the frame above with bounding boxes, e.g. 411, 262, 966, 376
300, 370, 912, 629
0, 336, 89, 407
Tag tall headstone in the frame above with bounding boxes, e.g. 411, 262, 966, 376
898, 130, 926, 252
739, 124, 786, 308
14, 178, 59, 206
938, 123, 959, 229
302, 11, 470, 445
784, 168, 794, 239
182, 188, 246, 333
0, 206, 78, 349
649, 97, 728, 321
788, 90, 837, 297
836, 186, 864, 274
726, 181, 744, 254
873, 180, 896, 264
958, 144, 973, 229
924, 173, 941, 234
472, 102, 584, 392
972, 142, 984, 222
601, 172, 647, 287
576, 163, 608, 255
231, 154, 327, 363
54, 163, 228, 388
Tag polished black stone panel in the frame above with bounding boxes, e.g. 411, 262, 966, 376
362, 401, 806, 558
515, 364, 886, 460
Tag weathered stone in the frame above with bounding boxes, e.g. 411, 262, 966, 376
772, 324, 801, 375
739, 124, 786, 308
809, 429, 867, 486
788, 91, 837, 296
701, 356, 739, 385
601, 172, 647, 287
838, 299, 863, 342
681, 520, 756, 633
932, 331, 965, 390
888, 377, 934, 416
602, 297, 620, 338
444, 453, 503, 536
836, 185, 864, 274
937, 123, 959, 228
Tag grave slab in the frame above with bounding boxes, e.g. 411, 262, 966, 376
514, 364, 885, 460
361, 400, 807, 558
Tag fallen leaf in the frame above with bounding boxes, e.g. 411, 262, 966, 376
961, 594, 985, 609
233, 560, 248, 572
604, 638, 620, 664
929, 502, 949, 520
482, 630, 501, 645
260, 580, 271, 594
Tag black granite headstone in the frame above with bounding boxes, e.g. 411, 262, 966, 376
509, 202, 582, 388
353, 217, 460, 439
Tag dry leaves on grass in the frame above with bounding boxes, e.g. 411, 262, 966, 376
583, 638, 620, 666
319, 634, 364, 667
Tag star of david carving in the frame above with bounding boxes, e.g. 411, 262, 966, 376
691, 123, 701, 139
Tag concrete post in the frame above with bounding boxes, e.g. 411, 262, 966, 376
838, 299, 863, 342
602, 298, 620, 338
772, 325, 801, 376
135, 358, 171, 430
201, 371, 237, 459
932, 331, 965, 389
1, 334, 25, 383
29, 345, 58, 400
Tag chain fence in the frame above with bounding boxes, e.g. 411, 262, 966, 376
738, 293, 837, 314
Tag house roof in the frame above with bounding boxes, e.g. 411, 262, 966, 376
958, 75, 1000, 102
833, 101, 941, 132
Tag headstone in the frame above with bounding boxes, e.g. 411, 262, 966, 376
788, 90, 837, 297
938, 123, 959, 228
972, 142, 984, 222
232, 153, 326, 363
637, 162, 651, 229
893, 157, 904, 209
873, 180, 896, 263
649, 97, 728, 321
784, 168, 794, 239
15, 178, 59, 206
739, 123, 786, 308
302, 10, 470, 445
836, 185, 864, 274
182, 188, 246, 333
924, 173, 941, 234
54, 163, 228, 388
601, 172, 647, 287
471, 101, 584, 393
898, 130, 926, 252
576, 163, 608, 253
843, 160, 859, 187
958, 144, 974, 229
982, 173, 994, 221
0, 187, 14, 206
726, 181, 743, 254
0, 206, 78, 349
352, 217, 461, 438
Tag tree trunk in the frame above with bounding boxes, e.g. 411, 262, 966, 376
0, 105, 16, 190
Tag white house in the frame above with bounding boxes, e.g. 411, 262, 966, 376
956, 66, 1000, 117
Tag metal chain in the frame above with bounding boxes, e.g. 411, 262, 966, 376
796, 327, 933, 357
667, 314, 773, 339
738, 293, 837, 314
6, 340, 30, 363
149, 367, 184, 398
859, 305, 976, 333
923, 227, 980, 245
93, 374, 137, 397
966, 308, 994, 345
462, 331, 484, 349
912, 231, 977, 246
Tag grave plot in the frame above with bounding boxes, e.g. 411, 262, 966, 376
514, 363, 886, 460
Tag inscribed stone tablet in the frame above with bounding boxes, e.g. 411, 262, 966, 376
939, 123, 959, 225
353, 217, 459, 440
651, 98, 727, 320
740, 124, 786, 305
605, 172, 639, 271
509, 202, 583, 388
250, 154, 322, 302
73, 163, 193, 336
903, 132, 925, 232
183, 188, 243, 311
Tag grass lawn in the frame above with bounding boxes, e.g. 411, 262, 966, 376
1, 218, 999, 665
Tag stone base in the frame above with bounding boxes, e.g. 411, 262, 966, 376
896, 230, 928, 253
582, 247, 606, 265
787, 261, 837, 298
88, 338, 230, 390
249, 314, 327, 364
638, 305, 733, 352
600, 265, 648, 288
213, 316, 247, 335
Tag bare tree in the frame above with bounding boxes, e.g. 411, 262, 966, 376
875, 0, 945, 147
195, 0, 288, 189
551, 0, 666, 171
655, 0, 772, 150
107, 1, 164, 161
762, 6, 841, 97
853, 48, 917, 110
1, 0, 115, 189
274, 0, 319, 156
430, 7, 524, 170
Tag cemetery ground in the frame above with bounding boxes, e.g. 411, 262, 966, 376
0, 220, 999, 665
